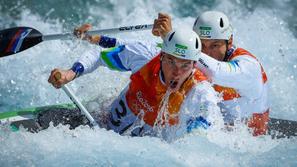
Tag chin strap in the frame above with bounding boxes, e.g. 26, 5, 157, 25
160, 56, 166, 83
223, 41, 236, 61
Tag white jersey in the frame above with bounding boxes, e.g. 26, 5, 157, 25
75, 40, 221, 138
196, 47, 269, 123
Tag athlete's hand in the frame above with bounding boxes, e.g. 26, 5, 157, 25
152, 13, 172, 39
73, 23, 101, 44
48, 69, 76, 88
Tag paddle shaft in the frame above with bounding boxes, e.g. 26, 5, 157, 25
54, 72, 98, 127
43, 24, 153, 41
61, 85, 98, 127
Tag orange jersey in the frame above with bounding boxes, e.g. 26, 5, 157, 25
126, 54, 207, 126
106, 54, 216, 137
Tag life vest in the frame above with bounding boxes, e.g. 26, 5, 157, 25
213, 48, 269, 136
126, 54, 207, 127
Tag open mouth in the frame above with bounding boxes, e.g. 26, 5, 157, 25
170, 80, 178, 89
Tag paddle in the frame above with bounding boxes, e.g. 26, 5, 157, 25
54, 72, 98, 127
0, 24, 153, 58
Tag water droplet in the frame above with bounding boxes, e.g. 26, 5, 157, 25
10, 80, 16, 84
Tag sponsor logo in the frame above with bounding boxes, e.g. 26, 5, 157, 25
136, 91, 154, 112
199, 26, 212, 30
173, 43, 187, 57
198, 58, 209, 68
119, 25, 149, 31
175, 44, 188, 49
199, 26, 211, 38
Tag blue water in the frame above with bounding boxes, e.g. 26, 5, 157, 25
1, 0, 297, 166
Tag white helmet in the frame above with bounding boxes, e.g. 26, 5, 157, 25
193, 11, 233, 40
161, 29, 201, 61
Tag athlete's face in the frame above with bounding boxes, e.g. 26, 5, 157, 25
201, 39, 232, 61
161, 53, 195, 92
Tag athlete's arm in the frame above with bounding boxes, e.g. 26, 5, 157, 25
73, 40, 160, 75
48, 41, 159, 88
196, 53, 264, 98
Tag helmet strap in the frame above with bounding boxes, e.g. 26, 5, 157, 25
223, 35, 234, 61
160, 57, 166, 83
223, 40, 230, 61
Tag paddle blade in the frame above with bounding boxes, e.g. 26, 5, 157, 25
0, 27, 43, 58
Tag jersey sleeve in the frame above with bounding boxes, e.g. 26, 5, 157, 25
73, 40, 160, 76
97, 41, 160, 73
196, 53, 264, 98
